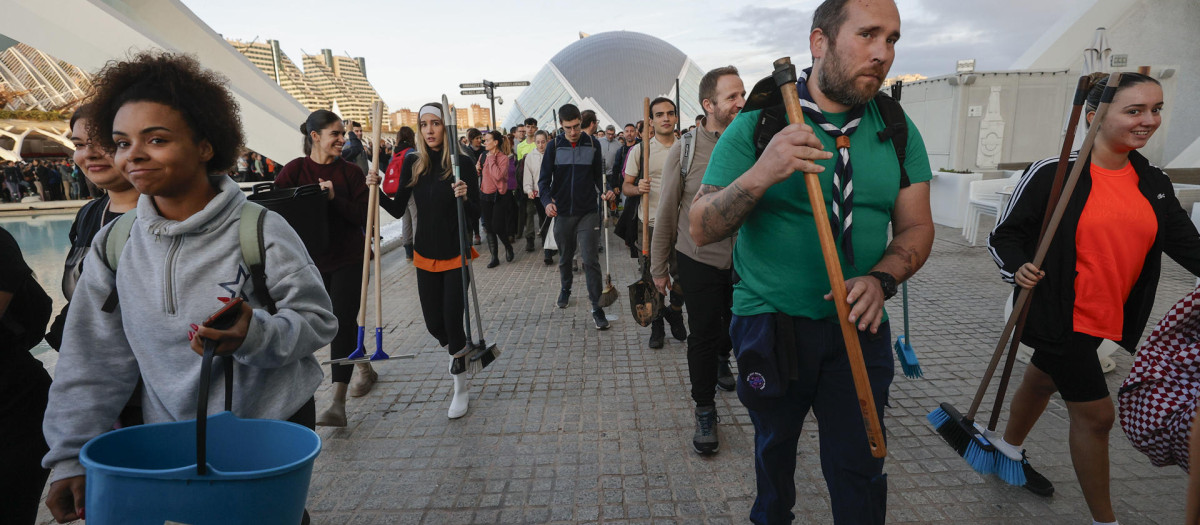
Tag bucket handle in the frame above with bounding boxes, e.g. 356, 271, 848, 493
294, 184, 325, 198
195, 340, 234, 476
251, 182, 275, 194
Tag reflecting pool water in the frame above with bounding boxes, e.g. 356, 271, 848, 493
2, 213, 74, 355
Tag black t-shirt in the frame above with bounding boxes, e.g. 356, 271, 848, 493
0, 226, 52, 354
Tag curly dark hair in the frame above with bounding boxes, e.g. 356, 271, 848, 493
86, 51, 244, 174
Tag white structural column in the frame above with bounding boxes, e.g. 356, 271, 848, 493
0, 0, 310, 163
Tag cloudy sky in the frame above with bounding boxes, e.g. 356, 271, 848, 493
182, 0, 1084, 122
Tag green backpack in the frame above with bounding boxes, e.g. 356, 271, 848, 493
99, 202, 277, 314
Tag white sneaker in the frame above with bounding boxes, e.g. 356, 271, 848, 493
448, 359, 469, 419
975, 423, 1023, 461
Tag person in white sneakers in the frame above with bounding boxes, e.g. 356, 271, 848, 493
377, 103, 480, 419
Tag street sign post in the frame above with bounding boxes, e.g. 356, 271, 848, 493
456, 78, 530, 130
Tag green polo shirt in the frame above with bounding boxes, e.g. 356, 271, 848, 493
702, 100, 931, 320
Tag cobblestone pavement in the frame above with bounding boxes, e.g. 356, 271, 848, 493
36, 224, 1193, 524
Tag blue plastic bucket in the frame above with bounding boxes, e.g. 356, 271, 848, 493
78, 344, 321, 524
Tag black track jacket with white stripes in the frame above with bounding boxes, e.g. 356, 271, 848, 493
988, 150, 1200, 353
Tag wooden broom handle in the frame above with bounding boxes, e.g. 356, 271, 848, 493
967, 73, 1122, 419
641, 97, 651, 256
775, 57, 886, 458
987, 75, 1092, 429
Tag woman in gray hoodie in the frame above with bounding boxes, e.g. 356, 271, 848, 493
41, 51, 338, 523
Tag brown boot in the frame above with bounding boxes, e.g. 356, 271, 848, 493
316, 383, 348, 427
348, 362, 378, 397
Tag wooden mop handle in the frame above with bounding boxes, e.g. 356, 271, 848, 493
641, 97, 651, 256
775, 57, 886, 458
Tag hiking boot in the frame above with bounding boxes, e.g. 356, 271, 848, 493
593, 308, 610, 330
716, 358, 736, 392
544, 249, 554, 266
525, 236, 535, 252
665, 308, 687, 341
557, 289, 570, 309
1022, 459, 1054, 497
649, 319, 665, 349
693, 405, 719, 455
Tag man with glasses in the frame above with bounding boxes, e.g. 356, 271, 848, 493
538, 104, 616, 330
622, 97, 687, 349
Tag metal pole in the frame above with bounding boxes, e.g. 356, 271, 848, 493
675, 78, 681, 132
490, 94, 497, 131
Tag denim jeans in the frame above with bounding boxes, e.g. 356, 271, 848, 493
553, 212, 602, 309
734, 315, 894, 524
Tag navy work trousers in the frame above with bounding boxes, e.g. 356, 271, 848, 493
738, 315, 893, 524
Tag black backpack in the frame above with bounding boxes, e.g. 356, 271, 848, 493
743, 74, 911, 188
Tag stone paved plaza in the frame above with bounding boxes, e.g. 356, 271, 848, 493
36, 224, 1194, 524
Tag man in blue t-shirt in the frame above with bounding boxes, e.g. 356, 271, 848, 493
691, 0, 934, 522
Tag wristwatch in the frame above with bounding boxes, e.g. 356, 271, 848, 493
869, 271, 898, 301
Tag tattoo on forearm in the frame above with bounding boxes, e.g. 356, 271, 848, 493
694, 182, 759, 242
882, 243, 924, 280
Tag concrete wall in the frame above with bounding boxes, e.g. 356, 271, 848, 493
901, 71, 1076, 172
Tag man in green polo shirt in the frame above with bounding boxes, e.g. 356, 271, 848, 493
690, 0, 933, 522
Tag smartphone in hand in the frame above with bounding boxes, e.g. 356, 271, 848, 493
203, 297, 245, 331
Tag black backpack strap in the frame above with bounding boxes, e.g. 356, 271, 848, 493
873, 92, 911, 188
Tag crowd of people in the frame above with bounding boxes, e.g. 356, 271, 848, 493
3, 0, 1200, 524
1, 158, 93, 203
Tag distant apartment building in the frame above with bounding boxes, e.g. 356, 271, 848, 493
0, 42, 90, 111
468, 104, 491, 129
390, 108, 418, 130
229, 39, 388, 131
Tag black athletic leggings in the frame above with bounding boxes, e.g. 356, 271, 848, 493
322, 262, 364, 384
416, 266, 468, 356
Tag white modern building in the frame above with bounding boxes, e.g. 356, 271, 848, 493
0, 0, 311, 164
502, 31, 706, 130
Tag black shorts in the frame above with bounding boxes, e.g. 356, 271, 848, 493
1030, 332, 1109, 403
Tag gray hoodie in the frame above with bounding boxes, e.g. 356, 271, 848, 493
43, 176, 337, 482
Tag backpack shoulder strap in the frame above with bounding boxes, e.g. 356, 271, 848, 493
100, 209, 138, 313
103, 209, 138, 273
239, 202, 277, 314
679, 130, 697, 181
873, 91, 911, 188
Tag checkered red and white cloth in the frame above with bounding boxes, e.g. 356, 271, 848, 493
1119, 288, 1200, 472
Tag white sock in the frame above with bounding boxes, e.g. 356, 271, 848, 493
1092, 520, 1118, 525
1000, 437, 1022, 449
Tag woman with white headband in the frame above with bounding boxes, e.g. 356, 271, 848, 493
378, 103, 481, 419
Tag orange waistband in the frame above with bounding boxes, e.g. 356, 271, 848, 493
414, 247, 480, 272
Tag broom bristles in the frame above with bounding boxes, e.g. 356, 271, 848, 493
995, 455, 1027, 486
964, 441, 995, 475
